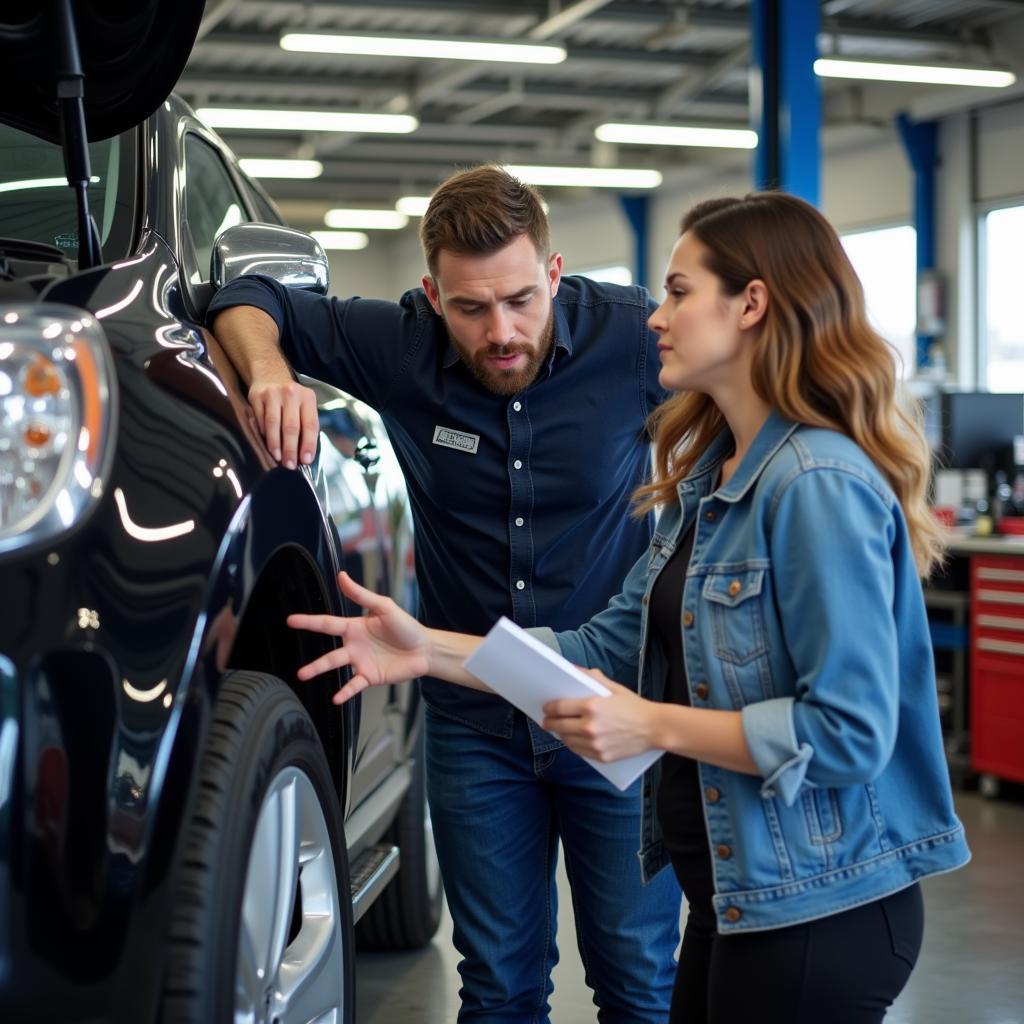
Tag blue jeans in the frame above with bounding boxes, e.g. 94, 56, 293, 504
426, 707, 681, 1023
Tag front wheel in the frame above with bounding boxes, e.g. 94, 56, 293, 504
162, 671, 354, 1024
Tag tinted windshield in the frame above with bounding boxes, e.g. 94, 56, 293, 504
0, 123, 136, 260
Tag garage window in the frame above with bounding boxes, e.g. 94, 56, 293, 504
840, 224, 917, 378
980, 203, 1024, 393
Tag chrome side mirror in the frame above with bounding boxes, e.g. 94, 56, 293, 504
211, 222, 329, 295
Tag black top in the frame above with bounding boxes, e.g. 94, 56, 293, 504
649, 525, 712, 866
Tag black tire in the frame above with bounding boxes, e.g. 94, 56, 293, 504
356, 727, 444, 949
162, 671, 355, 1023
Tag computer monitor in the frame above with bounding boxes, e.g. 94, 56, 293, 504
934, 391, 1024, 472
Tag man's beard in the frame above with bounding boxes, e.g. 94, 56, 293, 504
446, 309, 555, 396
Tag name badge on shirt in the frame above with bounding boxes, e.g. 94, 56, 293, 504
432, 425, 480, 454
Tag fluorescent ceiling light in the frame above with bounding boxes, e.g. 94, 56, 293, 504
325, 209, 409, 230
505, 165, 662, 189
395, 194, 548, 217
239, 158, 323, 179
814, 58, 1016, 88
197, 108, 419, 134
281, 32, 566, 65
396, 195, 431, 217
595, 123, 758, 150
312, 230, 370, 251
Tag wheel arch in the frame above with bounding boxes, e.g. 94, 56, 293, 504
226, 541, 351, 806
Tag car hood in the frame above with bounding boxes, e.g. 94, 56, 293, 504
0, 0, 207, 143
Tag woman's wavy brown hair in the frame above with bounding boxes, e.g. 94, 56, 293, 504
633, 192, 944, 577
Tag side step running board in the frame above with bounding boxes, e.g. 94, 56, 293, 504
349, 843, 400, 923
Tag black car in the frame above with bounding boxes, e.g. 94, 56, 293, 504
0, 4, 441, 1022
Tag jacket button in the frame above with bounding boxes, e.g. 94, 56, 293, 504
694, 683, 709, 700
704, 509, 716, 521
716, 844, 732, 859
728, 579, 742, 597
682, 611, 694, 627
642, 594, 649, 606
724, 906, 742, 923
705, 786, 720, 803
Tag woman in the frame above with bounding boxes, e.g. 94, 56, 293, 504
289, 192, 969, 1022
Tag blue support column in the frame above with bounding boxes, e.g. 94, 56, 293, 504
896, 113, 939, 370
619, 194, 649, 290
750, 0, 821, 205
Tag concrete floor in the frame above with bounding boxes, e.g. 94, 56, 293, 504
355, 790, 1024, 1024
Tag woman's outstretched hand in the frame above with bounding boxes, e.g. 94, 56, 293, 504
287, 570, 431, 705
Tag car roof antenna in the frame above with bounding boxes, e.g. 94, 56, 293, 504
52, 0, 103, 270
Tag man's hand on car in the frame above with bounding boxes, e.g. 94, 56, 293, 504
248, 375, 320, 469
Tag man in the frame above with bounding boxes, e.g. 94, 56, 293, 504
208, 165, 680, 1023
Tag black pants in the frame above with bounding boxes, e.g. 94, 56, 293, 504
669, 854, 924, 1024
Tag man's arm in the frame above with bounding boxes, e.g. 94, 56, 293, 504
211, 304, 319, 468
208, 274, 427, 468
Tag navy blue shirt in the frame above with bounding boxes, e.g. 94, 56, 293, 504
207, 274, 666, 735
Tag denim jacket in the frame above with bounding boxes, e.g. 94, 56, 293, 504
533, 411, 969, 933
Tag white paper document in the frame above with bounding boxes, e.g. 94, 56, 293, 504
463, 617, 662, 791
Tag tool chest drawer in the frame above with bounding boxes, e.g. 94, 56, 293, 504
970, 556, 1024, 783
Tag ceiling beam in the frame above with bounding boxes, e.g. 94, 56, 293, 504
177, 73, 747, 119
210, 1, 990, 48
653, 42, 750, 119
527, 0, 617, 39
196, 0, 244, 42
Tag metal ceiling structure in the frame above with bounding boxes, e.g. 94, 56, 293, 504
178, 0, 1024, 228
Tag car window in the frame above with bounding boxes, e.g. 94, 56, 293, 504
183, 135, 247, 282
0, 122, 135, 260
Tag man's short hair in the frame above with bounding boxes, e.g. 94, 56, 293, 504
420, 165, 550, 276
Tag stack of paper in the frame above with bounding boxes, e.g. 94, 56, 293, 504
464, 617, 662, 791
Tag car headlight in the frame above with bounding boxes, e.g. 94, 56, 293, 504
0, 304, 116, 555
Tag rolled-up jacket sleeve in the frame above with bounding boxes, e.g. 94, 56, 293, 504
206, 274, 427, 410
529, 540, 651, 688
742, 468, 901, 805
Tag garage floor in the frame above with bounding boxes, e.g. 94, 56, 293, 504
355, 790, 1024, 1024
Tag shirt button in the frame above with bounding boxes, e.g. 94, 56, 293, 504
716, 844, 732, 860
512, 400, 522, 412
513, 459, 523, 470
516, 580, 525, 590
682, 611, 694, 628
705, 786, 720, 803
728, 579, 742, 597
724, 906, 742, 923
694, 683, 709, 700
515, 517, 524, 527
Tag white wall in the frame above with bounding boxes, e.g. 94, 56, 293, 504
977, 98, 1024, 204
324, 234, 405, 302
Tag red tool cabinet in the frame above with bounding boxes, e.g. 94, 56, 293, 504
970, 555, 1024, 787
